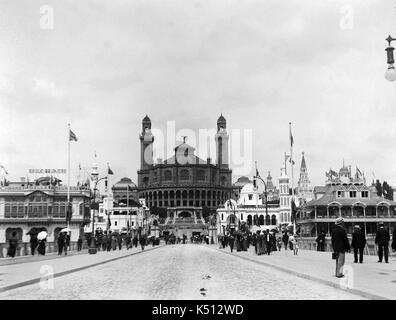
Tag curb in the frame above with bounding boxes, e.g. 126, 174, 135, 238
0, 245, 165, 293
209, 246, 389, 300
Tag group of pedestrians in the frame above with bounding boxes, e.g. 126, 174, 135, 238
218, 229, 299, 255
218, 231, 250, 252
57, 232, 71, 255
92, 230, 149, 251
331, 217, 396, 278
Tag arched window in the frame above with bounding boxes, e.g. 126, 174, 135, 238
265, 215, 271, 225
221, 176, 226, 186
143, 177, 149, 186
271, 214, 277, 225
259, 215, 264, 225
180, 169, 189, 180
164, 170, 172, 181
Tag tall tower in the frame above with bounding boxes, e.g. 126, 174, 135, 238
139, 115, 154, 170
279, 163, 291, 224
215, 114, 229, 169
297, 152, 313, 204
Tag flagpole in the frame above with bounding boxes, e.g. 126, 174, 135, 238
289, 122, 295, 235
67, 123, 71, 229
255, 161, 258, 225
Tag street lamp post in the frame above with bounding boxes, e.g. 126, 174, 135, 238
254, 175, 268, 226
385, 35, 396, 81
226, 199, 237, 232
89, 176, 107, 254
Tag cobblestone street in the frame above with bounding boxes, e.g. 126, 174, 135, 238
0, 244, 365, 300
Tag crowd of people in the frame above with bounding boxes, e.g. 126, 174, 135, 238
217, 228, 298, 255
90, 229, 160, 252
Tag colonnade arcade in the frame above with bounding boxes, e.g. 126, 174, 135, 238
301, 202, 396, 219
141, 189, 229, 208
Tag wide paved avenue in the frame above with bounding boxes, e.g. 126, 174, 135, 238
0, 244, 364, 300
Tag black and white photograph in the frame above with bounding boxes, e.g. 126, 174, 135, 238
1, 0, 396, 307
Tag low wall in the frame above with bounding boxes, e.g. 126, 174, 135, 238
0, 241, 90, 258
297, 236, 382, 256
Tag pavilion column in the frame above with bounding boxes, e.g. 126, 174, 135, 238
338, 206, 341, 217
315, 223, 318, 238
376, 206, 378, 218
327, 206, 329, 218
388, 206, 390, 217
363, 206, 366, 217
315, 207, 317, 219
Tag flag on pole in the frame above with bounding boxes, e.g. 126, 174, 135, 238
0, 165, 8, 175
289, 122, 294, 147
108, 164, 114, 175
69, 129, 78, 141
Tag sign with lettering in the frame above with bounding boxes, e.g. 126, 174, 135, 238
28, 169, 66, 174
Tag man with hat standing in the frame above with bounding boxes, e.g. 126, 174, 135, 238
375, 222, 390, 263
351, 225, 366, 263
331, 217, 350, 278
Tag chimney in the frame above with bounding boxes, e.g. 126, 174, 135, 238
207, 157, 211, 164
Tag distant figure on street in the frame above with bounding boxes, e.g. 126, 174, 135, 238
30, 234, 38, 255
291, 236, 298, 255
117, 234, 122, 250
126, 232, 132, 250
102, 235, 107, 251
228, 233, 235, 253
106, 233, 112, 251
282, 232, 289, 250
277, 237, 282, 252
316, 231, 326, 251
57, 232, 65, 255
77, 237, 83, 251
331, 217, 350, 278
139, 234, 146, 250
375, 222, 390, 263
265, 230, 271, 255
37, 238, 46, 256
7, 231, 18, 258
351, 225, 366, 263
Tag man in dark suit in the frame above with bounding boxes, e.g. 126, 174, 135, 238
331, 217, 350, 278
375, 222, 390, 263
316, 231, 326, 251
351, 225, 366, 263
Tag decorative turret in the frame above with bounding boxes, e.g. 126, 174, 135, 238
297, 152, 313, 204
217, 113, 226, 131
140, 115, 154, 170
215, 114, 229, 169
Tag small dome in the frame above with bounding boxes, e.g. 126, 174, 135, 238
113, 177, 137, 188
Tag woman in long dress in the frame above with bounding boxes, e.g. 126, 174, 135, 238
37, 238, 46, 255
7, 232, 18, 258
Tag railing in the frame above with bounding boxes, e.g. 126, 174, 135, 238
297, 236, 386, 256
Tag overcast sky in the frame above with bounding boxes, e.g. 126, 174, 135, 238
1, 0, 396, 189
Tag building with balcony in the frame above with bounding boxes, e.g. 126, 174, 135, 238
297, 163, 396, 237
0, 176, 91, 245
